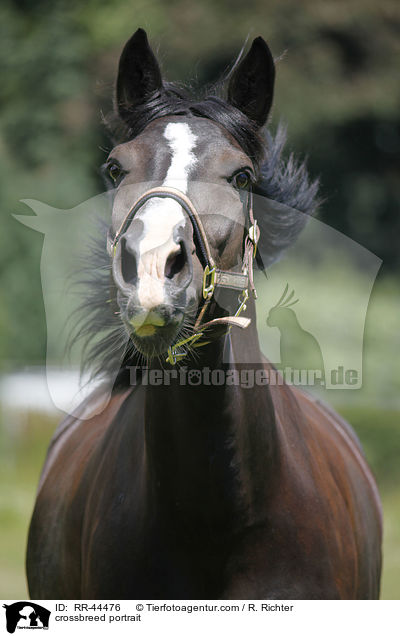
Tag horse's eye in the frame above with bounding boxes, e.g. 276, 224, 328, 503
107, 162, 124, 183
234, 171, 250, 189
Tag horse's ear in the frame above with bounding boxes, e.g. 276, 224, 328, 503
116, 28, 163, 120
227, 37, 275, 127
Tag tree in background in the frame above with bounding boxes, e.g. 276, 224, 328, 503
0, 0, 399, 366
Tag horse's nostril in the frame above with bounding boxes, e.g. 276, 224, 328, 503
121, 238, 137, 285
165, 244, 186, 279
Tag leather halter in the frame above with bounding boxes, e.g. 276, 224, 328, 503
107, 185, 260, 364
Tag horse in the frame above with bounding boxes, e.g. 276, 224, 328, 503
26, 28, 382, 599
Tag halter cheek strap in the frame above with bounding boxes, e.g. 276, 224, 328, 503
107, 185, 260, 364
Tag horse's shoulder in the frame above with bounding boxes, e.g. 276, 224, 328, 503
37, 385, 133, 494
293, 388, 364, 452
261, 355, 363, 451
262, 358, 382, 530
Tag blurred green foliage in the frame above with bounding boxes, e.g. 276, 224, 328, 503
0, 0, 398, 601
0, 0, 399, 366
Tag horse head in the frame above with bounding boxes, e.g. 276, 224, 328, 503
106, 29, 275, 359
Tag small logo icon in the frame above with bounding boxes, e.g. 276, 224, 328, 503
267, 284, 325, 383
2, 602, 50, 633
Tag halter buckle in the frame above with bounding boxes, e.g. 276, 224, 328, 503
235, 289, 249, 317
248, 220, 259, 256
202, 265, 216, 299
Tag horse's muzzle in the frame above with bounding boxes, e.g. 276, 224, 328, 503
111, 225, 197, 355
124, 302, 185, 357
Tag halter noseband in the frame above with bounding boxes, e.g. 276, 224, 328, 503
107, 185, 260, 364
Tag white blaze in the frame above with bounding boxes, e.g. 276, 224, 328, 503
137, 122, 197, 310
163, 122, 197, 189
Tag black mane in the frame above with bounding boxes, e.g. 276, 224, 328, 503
255, 124, 320, 267
76, 83, 319, 381
107, 82, 265, 170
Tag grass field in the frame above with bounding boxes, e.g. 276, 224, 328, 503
0, 405, 399, 599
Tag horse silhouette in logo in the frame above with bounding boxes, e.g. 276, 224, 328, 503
267, 284, 325, 383
3, 602, 50, 633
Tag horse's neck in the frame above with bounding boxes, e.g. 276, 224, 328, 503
144, 299, 279, 532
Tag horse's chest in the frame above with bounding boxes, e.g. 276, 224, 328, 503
83, 506, 231, 598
